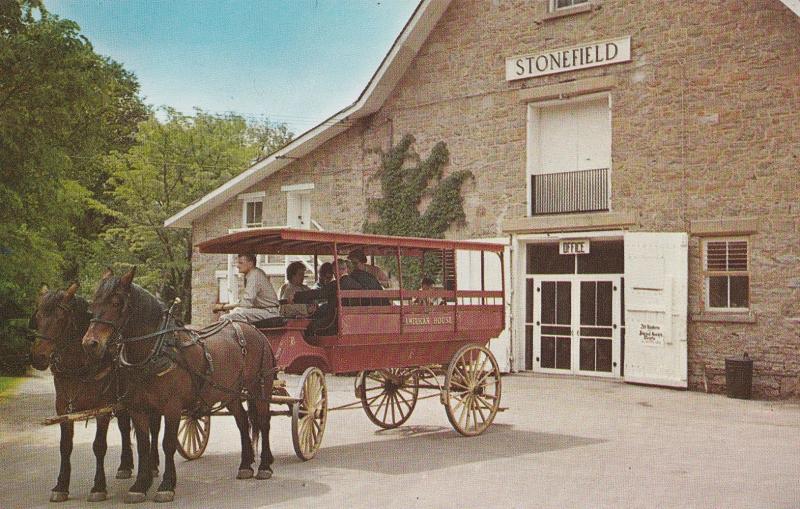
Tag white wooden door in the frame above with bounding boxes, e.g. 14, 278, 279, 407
287, 191, 311, 229
623, 232, 688, 388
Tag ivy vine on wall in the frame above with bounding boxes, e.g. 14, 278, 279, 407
363, 134, 473, 287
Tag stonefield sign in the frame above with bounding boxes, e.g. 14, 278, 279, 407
506, 36, 631, 81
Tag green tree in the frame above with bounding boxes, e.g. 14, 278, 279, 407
363, 135, 473, 288
101, 109, 293, 321
0, 0, 146, 373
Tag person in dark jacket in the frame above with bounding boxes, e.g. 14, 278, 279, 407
294, 259, 363, 339
347, 249, 389, 305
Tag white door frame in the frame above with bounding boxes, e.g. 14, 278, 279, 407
531, 274, 621, 378
510, 230, 624, 372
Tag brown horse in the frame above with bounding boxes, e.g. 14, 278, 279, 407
30, 283, 161, 503
82, 268, 275, 503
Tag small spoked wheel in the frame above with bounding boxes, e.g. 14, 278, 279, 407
444, 344, 502, 436
358, 368, 419, 429
177, 414, 211, 460
291, 367, 328, 461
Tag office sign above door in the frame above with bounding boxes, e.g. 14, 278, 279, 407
559, 239, 590, 255
506, 36, 631, 81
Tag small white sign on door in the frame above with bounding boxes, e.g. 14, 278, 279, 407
559, 239, 590, 255
637, 322, 665, 346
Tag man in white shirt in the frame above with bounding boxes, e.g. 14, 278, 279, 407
213, 254, 280, 323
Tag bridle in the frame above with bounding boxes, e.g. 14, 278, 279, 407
88, 291, 132, 351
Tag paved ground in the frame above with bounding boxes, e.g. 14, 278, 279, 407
0, 370, 798, 509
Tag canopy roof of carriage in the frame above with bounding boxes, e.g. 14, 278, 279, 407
196, 227, 504, 257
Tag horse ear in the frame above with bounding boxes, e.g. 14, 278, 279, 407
120, 267, 136, 287
62, 282, 79, 303
101, 267, 114, 280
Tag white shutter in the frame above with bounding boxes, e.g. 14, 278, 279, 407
538, 102, 577, 174
576, 98, 611, 171
623, 232, 688, 388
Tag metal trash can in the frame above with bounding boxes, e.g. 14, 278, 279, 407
725, 353, 753, 400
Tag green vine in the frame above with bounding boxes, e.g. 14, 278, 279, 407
363, 134, 473, 287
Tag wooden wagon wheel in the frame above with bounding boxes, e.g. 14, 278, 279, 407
291, 367, 328, 461
358, 368, 419, 429
176, 414, 211, 460
444, 344, 502, 436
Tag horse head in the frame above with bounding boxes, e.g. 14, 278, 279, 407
30, 283, 84, 371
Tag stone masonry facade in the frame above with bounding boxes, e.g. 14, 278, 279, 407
190, 0, 800, 398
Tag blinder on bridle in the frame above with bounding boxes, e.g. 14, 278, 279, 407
88, 289, 132, 348
32, 301, 79, 343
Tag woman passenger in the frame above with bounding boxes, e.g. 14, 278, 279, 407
279, 261, 315, 318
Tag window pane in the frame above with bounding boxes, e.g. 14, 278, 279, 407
527, 243, 574, 274
525, 326, 534, 370
526, 279, 534, 323
556, 337, 571, 369
727, 241, 748, 271
596, 339, 612, 372
556, 281, 571, 325
596, 281, 613, 326
580, 281, 596, 326
541, 336, 556, 368
708, 276, 728, 308
541, 282, 556, 324
729, 276, 749, 308
580, 338, 595, 371
577, 240, 624, 274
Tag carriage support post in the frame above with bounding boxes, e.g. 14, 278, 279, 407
396, 245, 403, 335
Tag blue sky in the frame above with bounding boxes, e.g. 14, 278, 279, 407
47, 0, 419, 134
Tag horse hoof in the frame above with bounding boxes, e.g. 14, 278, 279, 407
87, 491, 107, 502
256, 469, 272, 480
50, 491, 69, 503
153, 491, 175, 503
124, 492, 147, 504
116, 469, 133, 479
237, 468, 254, 479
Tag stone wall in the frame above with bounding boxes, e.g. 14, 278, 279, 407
189, 0, 800, 397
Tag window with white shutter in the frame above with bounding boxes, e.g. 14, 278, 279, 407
703, 238, 750, 311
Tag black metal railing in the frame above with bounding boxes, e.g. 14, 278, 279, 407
531, 168, 610, 215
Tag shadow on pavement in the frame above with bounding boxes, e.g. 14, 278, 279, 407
313, 423, 605, 475
0, 441, 329, 509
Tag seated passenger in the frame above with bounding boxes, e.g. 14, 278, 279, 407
312, 262, 334, 290
294, 259, 364, 339
347, 249, 389, 288
413, 276, 444, 306
279, 261, 315, 318
347, 249, 389, 305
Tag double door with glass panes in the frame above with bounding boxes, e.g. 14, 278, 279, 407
532, 275, 621, 377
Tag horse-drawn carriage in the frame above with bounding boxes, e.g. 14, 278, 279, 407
176, 228, 507, 461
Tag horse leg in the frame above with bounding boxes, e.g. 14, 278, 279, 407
124, 411, 153, 504
116, 410, 134, 479
50, 421, 74, 502
153, 411, 180, 503
228, 400, 255, 479
87, 414, 110, 502
149, 413, 161, 477
251, 397, 274, 480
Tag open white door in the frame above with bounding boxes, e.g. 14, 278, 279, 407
456, 239, 512, 372
623, 232, 688, 388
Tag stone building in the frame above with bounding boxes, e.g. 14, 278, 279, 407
166, 0, 800, 398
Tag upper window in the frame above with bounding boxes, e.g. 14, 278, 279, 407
243, 199, 263, 228
703, 238, 749, 311
553, 0, 589, 10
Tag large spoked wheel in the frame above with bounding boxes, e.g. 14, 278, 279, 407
444, 344, 502, 436
358, 368, 419, 429
177, 414, 211, 460
291, 367, 328, 461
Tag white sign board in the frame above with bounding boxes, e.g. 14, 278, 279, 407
559, 239, 590, 255
506, 36, 631, 81
637, 322, 665, 346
